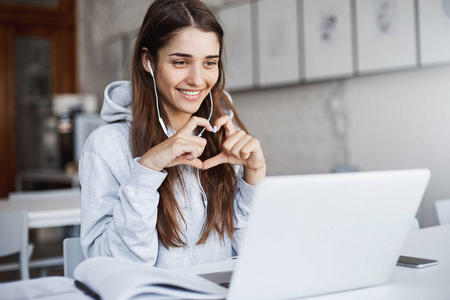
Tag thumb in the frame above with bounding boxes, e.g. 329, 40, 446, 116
173, 157, 203, 169
202, 152, 229, 170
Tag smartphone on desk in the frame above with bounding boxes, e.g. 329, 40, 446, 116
397, 255, 439, 268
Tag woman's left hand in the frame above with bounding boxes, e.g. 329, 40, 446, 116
202, 115, 266, 186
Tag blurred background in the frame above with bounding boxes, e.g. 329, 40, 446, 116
1, 0, 450, 280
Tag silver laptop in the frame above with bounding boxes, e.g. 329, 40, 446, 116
180, 169, 430, 300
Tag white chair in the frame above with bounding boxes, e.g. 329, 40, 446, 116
435, 199, 450, 225
0, 211, 30, 280
63, 237, 85, 279
7, 188, 81, 275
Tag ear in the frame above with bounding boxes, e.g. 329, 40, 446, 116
141, 47, 155, 74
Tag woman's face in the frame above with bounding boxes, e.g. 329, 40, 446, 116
154, 27, 220, 128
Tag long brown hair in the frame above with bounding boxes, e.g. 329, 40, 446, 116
131, 0, 247, 248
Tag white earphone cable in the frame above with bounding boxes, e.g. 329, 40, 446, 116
187, 167, 208, 264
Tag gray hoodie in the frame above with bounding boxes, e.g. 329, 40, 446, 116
79, 81, 254, 268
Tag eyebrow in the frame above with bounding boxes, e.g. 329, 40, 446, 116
169, 52, 219, 59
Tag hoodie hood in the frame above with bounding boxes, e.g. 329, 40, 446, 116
101, 81, 133, 123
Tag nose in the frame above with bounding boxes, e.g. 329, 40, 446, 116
186, 65, 204, 87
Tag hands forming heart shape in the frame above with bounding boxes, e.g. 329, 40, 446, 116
139, 115, 266, 179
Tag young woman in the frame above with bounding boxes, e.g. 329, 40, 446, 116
79, 0, 266, 268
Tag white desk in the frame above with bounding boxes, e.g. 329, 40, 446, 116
303, 224, 450, 300
0, 194, 81, 228
0, 194, 81, 271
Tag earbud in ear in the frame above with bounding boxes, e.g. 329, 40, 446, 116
147, 60, 154, 77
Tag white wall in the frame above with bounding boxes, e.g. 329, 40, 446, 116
344, 65, 450, 227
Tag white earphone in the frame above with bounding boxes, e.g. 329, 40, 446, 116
146, 59, 213, 138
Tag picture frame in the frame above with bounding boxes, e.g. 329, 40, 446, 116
355, 0, 417, 74
418, 0, 450, 66
256, 0, 301, 87
302, 0, 354, 81
218, 2, 255, 91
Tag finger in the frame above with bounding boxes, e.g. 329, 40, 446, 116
188, 159, 203, 170
171, 133, 207, 151
214, 115, 238, 136
240, 138, 262, 160
139, 135, 206, 171
229, 135, 253, 159
222, 130, 247, 154
183, 153, 195, 160
170, 156, 203, 169
202, 152, 230, 170
241, 139, 265, 169
172, 140, 205, 160
178, 116, 213, 135
175, 133, 207, 149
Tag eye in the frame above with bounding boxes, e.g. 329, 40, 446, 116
205, 61, 218, 68
173, 60, 188, 66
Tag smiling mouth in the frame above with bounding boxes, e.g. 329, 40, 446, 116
178, 89, 202, 96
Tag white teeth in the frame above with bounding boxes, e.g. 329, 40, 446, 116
180, 89, 201, 96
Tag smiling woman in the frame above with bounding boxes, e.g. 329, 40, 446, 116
78, 0, 266, 269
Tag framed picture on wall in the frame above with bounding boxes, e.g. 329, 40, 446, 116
355, 0, 417, 74
256, 0, 301, 87
218, 3, 254, 91
418, 0, 450, 66
302, 0, 354, 81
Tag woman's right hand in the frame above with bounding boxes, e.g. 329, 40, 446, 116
138, 117, 214, 171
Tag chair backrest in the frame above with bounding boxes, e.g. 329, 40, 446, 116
435, 199, 450, 225
0, 211, 29, 280
63, 237, 85, 279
